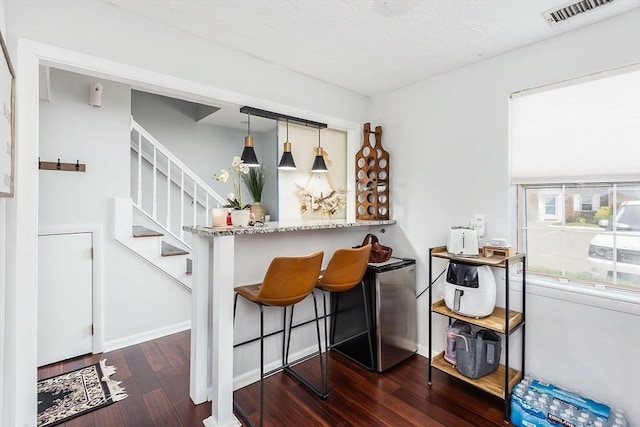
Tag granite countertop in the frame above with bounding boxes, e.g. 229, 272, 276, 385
184, 219, 396, 237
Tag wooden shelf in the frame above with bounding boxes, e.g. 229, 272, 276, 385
428, 245, 526, 421
431, 245, 524, 268
431, 352, 522, 399
431, 300, 523, 334
355, 123, 389, 220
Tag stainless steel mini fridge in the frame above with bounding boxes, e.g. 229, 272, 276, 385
331, 258, 417, 372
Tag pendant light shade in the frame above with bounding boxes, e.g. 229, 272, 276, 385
241, 112, 260, 167
278, 121, 297, 170
311, 128, 328, 173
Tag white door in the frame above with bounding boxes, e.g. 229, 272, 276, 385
37, 233, 93, 366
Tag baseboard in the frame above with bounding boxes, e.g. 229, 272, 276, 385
417, 343, 429, 359
102, 321, 191, 352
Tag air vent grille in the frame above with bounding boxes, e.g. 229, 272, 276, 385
543, 0, 615, 24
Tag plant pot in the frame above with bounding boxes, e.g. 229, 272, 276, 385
251, 202, 266, 222
211, 208, 228, 227
230, 209, 251, 227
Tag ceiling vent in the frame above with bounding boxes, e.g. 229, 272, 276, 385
542, 0, 615, 25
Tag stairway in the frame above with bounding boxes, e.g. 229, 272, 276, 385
132, 225, 192, 276
114, 198, 192, 289
120, 119, 226, 290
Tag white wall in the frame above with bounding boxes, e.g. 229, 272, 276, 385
39, 68, 191, 345
371, 10, 640, 425
0, 3, 6, 424
0, 1, 13, 424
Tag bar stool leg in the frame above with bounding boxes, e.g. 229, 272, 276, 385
259, 305, 265, 427
232, 298, 263, 427
284, 305, 296, 365
311, 292, 327, 396
329, 291, 340, 346
283, 294, 328, 398
281, 306, 287, 366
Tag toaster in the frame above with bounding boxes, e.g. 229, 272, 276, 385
447, 226, 479, 257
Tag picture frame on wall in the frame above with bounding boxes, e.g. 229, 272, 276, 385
0, 29, 15, 197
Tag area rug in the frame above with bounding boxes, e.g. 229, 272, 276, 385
37, 359, 128, 427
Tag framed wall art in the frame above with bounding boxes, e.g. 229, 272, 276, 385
0, 29, 15, 197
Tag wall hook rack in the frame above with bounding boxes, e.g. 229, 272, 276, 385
38, 157, 86, 172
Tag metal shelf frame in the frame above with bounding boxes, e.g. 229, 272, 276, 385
427, 246, 526, 421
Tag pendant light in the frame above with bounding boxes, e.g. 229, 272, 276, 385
278, 120, 297, 170
311, 127, 328, 173
241, 111, 260, 167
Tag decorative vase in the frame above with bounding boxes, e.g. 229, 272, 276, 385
251, 202, 266, 222
230, 209, 251, 227
211, 208, 228, 227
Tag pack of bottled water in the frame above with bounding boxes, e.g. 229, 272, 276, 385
510, 375, 628, 427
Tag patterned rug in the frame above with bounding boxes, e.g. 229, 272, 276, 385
37, 359, 127, 427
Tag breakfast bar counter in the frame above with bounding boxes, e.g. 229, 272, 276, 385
184, 219, 395, 427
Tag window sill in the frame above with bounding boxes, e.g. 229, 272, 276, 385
509, 274, 640, 316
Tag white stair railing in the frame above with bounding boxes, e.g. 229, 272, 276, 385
130, 117, 227, 246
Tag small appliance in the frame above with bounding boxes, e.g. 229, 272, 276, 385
444, 261, 496, 318
447, 226, 479, 257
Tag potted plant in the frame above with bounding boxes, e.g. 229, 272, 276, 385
213, 156, 251, 226
244, 165, 266, 221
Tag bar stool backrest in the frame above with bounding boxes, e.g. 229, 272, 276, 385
256, 251, 324, 306
318, 244, 372, 292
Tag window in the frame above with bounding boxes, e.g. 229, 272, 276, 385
512, 65, 640, 291
522, 183, 640, 289
543, 194, 559, 220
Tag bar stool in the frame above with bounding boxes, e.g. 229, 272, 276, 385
233, 251, 324, 427
315, 244, 373, 397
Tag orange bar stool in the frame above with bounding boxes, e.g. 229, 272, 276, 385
315, 244, 372, 397
233, 251, 324, 427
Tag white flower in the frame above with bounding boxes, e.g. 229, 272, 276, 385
214, 169, 229, 183
213, 157, 255, 210
231, 156, 250, 175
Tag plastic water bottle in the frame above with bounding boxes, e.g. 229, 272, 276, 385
563, 408, 577, 425
577, 414, 594, 427
548, 404, 561, 422
522, 374, 534, 387
535, 396, 549, 414
513, 383, 526, 396
612, 409, 628, 427
592, 419, 605, 427
532, 397, 544, 412
525, 395, 535, 408
513, 387, 525, 400
613, 417, 628, 427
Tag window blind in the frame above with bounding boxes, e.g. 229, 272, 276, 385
510, 66, 640, 184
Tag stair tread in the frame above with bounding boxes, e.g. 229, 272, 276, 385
162, 241, 189, 257
133, 225, 164, 238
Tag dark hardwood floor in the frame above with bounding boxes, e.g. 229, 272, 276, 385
38, 331, 511, 426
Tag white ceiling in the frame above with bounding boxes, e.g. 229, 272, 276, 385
108, 0, 640, 97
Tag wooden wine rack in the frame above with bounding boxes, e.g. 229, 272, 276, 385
355, 123, 389, 220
